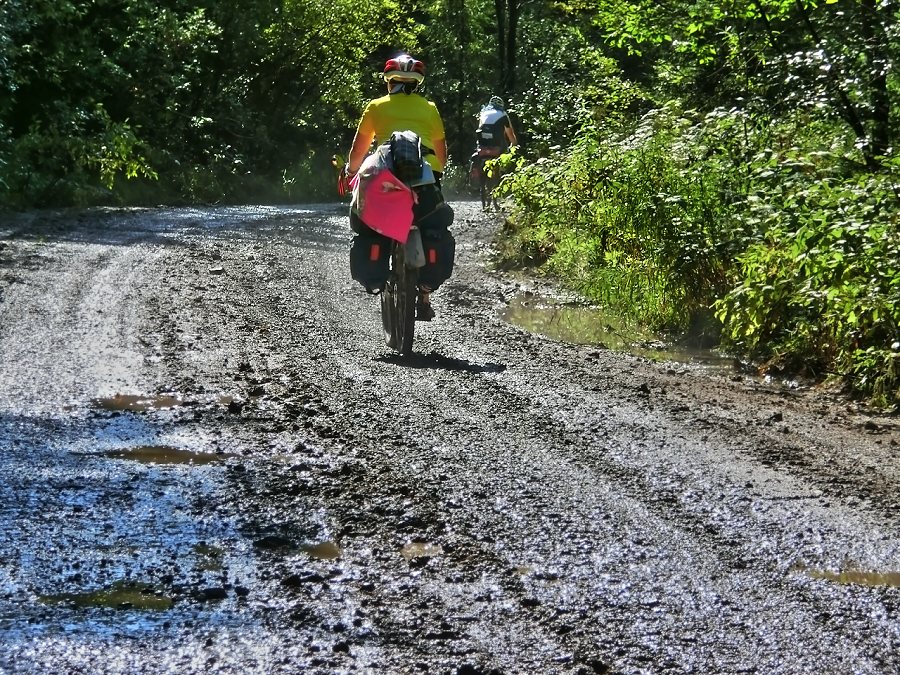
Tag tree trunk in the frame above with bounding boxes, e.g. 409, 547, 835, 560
494, 0, 506, 93
506, 0, 519, 92
859, 0, 892, 159
794, 0, 875, 168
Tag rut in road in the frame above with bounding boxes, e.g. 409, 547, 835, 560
146, 204, 900, 673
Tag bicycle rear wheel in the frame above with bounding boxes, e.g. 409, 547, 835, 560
381, 243, 418, 354
477, 161, 489, 209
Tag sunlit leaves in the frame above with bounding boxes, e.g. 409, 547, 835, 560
0, 0, 429, 203
714, 147, 900, 404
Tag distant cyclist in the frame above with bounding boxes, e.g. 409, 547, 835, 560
470, 96, 517, 209
475, 95, 517, 153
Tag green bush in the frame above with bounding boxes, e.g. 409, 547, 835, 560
715, 159, 900, 405
498, 104, 745, 331
497, 102, 900, 407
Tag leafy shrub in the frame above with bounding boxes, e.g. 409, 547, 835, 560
715, 155, 900, 405
498, 103, 747, 331
498, 101, 900, 407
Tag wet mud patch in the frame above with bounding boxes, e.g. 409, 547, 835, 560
92, 393, 184, 412
400, 541, 443, 560
302, 541, 342, 560
794, 565, 900, 588
503, 291, 731, 368
40, 581, 174, 610
102, 445, 233, 465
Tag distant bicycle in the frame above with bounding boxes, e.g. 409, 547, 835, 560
468, 147, 502, 210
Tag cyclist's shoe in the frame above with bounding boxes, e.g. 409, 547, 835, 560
416, 299, 435, 321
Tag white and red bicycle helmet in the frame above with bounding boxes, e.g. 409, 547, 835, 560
383, 54, 425, 88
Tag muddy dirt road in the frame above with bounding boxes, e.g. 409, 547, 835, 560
0, 203, 897, 674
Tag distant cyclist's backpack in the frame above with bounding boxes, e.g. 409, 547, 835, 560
476, 105, 509, 150
389, 130, 424, 184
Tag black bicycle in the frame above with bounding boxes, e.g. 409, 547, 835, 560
380, 226, 423, 354
469, 148, 502, 210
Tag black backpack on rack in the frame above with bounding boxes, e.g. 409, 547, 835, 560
389, 130, 424, 184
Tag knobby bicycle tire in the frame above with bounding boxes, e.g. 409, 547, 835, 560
381, 242, 418, 354
478, 159, 500, 210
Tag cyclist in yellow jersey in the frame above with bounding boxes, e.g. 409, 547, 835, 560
346, 55, 448, 177
345, 54, 454, 321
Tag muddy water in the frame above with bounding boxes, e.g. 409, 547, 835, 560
0, 392, 276, 671
794, 565, 900, 587
40, 581, 175, 610
92, 394, 184, 412
102, 445, 233, 465
503, 292, 733, 368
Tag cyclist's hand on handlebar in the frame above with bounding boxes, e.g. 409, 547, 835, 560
337, 165, 355, 197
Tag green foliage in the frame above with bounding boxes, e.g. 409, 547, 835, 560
498, 103, 744, 331
715, 155, 900, 404
81, 108, 157, 190
512, 10, 651, 157
1, 101, 156, 206
1, 0, 897, 406
0, 0, 427, 206
590, 0, 899, 161
420, 0, 492, 164
492, 0, 900, 406
498, 91, 899, 405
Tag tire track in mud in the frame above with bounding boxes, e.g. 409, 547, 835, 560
163, 209, 892, 672
338, 368, 894, 674
136, 210, 624, 671
441, 329, 899, 673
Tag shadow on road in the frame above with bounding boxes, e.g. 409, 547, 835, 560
376, 350, 506, 374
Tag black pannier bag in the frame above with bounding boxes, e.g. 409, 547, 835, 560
349, 229, 391, 294
413, 185, 456, 291
413, 183, 453, 232
419, 226, 455, 291
413, 185, 455, 290
389, 130, 424, 184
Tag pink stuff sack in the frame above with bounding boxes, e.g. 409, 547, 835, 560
353, 168, 416, 243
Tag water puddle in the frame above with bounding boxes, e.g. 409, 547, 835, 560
103, 445, 232, 465
796, 566, 900, 587
194, 543, 226, 571
503, 294, 731, 367
401, 542, 443, 559
40, 581, 173, 610
92, 393, 184, 412
302, 541, 342, 560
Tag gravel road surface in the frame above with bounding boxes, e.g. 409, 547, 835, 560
0, 203, 897, 674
